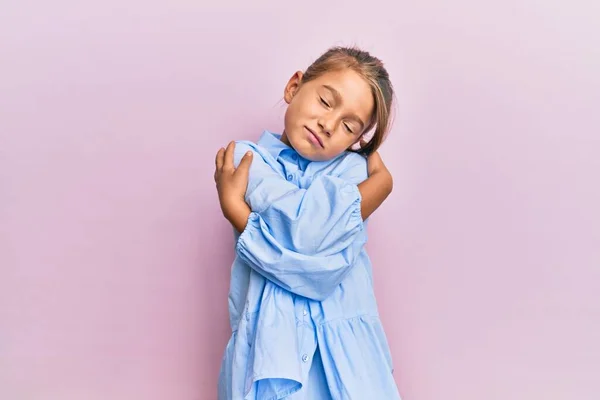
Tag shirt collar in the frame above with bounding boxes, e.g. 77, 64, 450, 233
257, 130, 356, 171
257, 130, 293, 160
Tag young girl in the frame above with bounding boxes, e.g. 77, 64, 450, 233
214, 47, 401, 399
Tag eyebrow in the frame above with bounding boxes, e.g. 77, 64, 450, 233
322, 85, 366, 129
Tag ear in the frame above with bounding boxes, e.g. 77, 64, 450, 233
284, 71, 304, 104
354, 125, 376, 149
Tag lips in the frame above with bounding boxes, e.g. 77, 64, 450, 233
305, 127, 324, 148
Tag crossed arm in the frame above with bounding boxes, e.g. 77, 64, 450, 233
214, 141, 393, 300
216, 141, 393, 232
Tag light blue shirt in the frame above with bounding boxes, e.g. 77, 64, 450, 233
218, 131, 401, 400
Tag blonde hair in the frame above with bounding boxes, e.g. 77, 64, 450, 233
301, 46, 395, 155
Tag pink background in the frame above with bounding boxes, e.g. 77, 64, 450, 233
1, 1, 599, 399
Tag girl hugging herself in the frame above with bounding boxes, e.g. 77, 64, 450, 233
215, 46, 401, 400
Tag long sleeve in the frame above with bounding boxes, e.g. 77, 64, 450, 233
232, 141, 369, 301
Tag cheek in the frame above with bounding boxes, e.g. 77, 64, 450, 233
324, 143, 350, 159
296, 95, 321, 117
338, 135, 361, 150
283, 107, 296, 131
285, 102, 302, 125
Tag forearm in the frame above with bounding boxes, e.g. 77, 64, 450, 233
224, 201, 252, 233
228, 174, 389, 235
226, 171, 390, 233
358, 170, 393, 220
236, 212, 367, 300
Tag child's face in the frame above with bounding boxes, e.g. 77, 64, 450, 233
281, 68, 374, 161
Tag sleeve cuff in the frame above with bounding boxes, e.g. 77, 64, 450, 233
344, 180, 364, 227
235, 212, 261, 258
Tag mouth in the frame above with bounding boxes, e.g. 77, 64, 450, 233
305, 127, 324, 148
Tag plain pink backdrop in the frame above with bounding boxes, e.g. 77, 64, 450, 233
1, 1, 599, 399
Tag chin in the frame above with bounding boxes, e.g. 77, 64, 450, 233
294, 147, 321, 161
287, 131, 335, 162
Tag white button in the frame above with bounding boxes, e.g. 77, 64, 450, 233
302, 354, 309, 362
287, 174, 293, 181
303, 309, 308, 316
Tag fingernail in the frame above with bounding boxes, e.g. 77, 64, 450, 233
246, 151, 252, 156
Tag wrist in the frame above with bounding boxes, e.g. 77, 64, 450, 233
223, 199, 252, 233
222, 197, 246, 219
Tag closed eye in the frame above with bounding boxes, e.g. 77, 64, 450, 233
343, 123, 353, 133
319, 97, 330, 108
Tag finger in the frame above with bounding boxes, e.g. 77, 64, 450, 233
215, 147, 225, 170
224, 141, 235, 170
235, 151, 253, 176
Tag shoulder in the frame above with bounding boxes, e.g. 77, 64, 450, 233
233, 140, 271, 167
233, 140, 260, 157
342, 151, 368, 170
324, 151, 368, 185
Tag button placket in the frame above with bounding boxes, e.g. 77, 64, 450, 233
297, 299, 314, 368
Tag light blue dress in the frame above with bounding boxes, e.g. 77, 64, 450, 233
218, 131, 401, 400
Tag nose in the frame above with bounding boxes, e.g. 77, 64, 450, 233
318, 117, 334, 137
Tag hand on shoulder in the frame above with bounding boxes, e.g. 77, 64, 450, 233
367, 151, 393, 194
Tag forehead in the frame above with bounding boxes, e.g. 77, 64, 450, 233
308, 69, 374, 121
